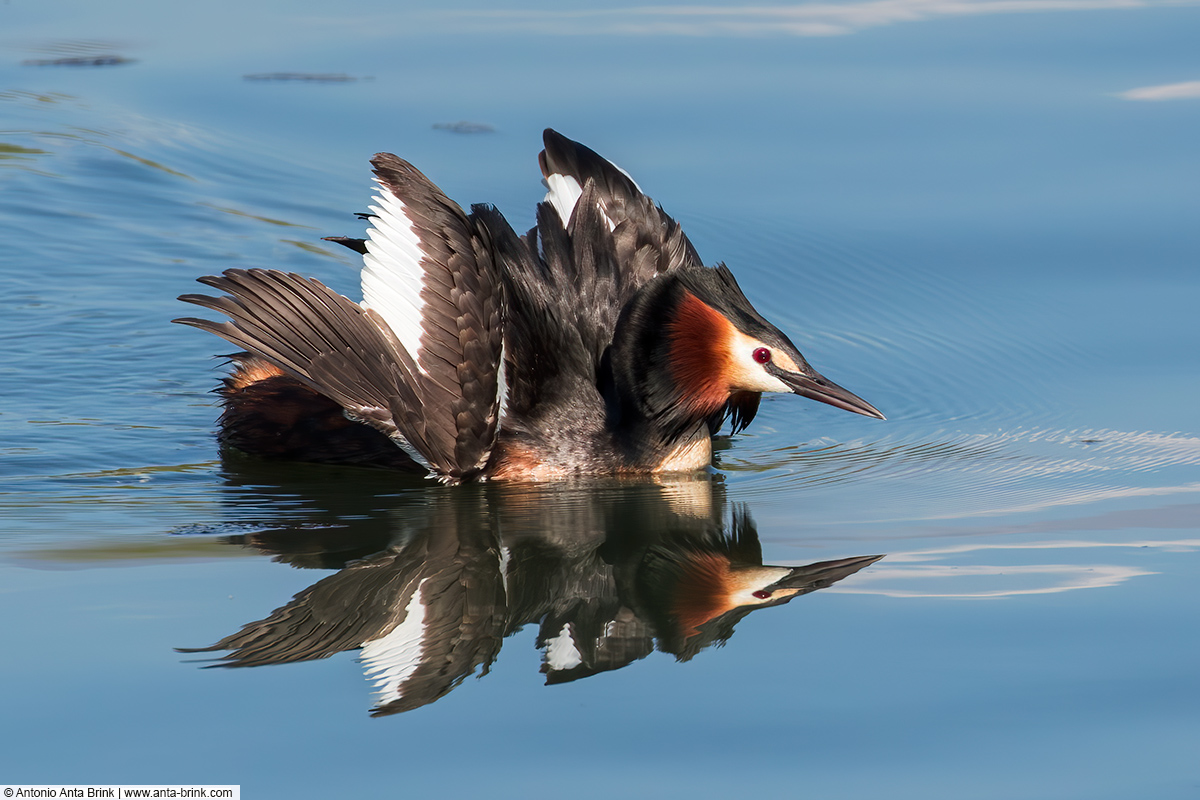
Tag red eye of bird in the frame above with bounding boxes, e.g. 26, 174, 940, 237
752, 590, 772, 599
752, 347, 771, 364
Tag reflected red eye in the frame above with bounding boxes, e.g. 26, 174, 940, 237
752, 347, 771, 364
752, 590, 772, 599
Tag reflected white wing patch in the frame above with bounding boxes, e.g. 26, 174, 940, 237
359, 579, 429, 705
361, 181, 427, 373
543, 622, 583, 670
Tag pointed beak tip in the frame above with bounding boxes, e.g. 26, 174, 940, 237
784, 374, 886, 421
838, 396, 887, 421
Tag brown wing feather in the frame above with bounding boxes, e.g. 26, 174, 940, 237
177, 268, 430, 463
367, 155, 506, 481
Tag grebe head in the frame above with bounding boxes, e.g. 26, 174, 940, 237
611, 263, 884, 433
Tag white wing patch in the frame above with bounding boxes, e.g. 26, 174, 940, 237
543, 158, 644, 233
543, 172, 584, 227
495, 339, 509, 423
359, 579, 429, 705
361, 180, 428, 374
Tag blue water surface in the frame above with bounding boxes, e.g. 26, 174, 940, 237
2, 1, 1199, 797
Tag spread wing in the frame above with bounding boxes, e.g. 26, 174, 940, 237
484, 130, 707, 424
176, 154, 504, 483
539, 128, 703, 286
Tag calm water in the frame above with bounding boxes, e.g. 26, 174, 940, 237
3, 0, 1199, 796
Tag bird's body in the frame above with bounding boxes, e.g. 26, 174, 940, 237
177, 130, 883, 482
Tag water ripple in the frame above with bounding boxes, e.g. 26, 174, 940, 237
723, 426, 1200, 522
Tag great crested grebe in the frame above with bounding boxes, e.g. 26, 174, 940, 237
176, 129, 884, 482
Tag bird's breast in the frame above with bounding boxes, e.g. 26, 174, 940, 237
652, 435, 713, 473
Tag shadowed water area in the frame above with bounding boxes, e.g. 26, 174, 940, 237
2, 1, 1198, 797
